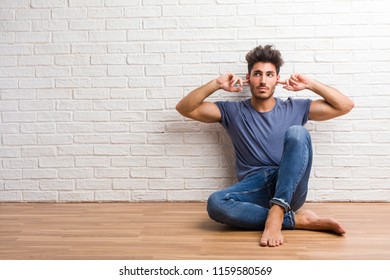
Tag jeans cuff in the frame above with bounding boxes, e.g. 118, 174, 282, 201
269, 198, 291, 213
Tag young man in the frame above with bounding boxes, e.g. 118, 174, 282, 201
176, 45, 354, 247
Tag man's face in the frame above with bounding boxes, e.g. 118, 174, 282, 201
246, 62, 280, 101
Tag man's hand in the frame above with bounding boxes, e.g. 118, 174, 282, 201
216, 72, 247, 92
277, 73, 312, 92
277, 73, 354, 121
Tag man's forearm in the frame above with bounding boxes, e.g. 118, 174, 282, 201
176, 79, 220, 115
308, 79, 354, 113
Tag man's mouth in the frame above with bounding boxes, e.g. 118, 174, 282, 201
257, 86, 269, 91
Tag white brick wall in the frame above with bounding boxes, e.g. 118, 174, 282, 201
1, 0, 390, 202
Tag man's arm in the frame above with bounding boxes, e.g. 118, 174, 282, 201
278, 73, 354, 121
176, 73, 245, 123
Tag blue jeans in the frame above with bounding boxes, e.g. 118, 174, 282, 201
207, 126, 313, 230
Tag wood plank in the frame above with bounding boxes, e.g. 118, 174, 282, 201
0, 202, 389, 259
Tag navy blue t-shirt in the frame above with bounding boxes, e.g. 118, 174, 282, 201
215, 97, 311, 181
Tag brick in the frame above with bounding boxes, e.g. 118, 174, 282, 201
111, 133, 146, 144
149, 179, 184, 190
108, 65, 143, 77
108, 43, 142, 53
5, 180, 38, 190
23, 169, 57, 179
73, 89, 109, 99
94, 145, 130, 156
95, 191, 130, 201
3, 159, 37, 169
21, 123, 55, 133
316, 144, 352, 155
167, 191, 203, 201
58, 168, 93, 179
95, 168, 129, 178
111, 111, 145, 122
34, 43, 70, 54
93, 122, 129, 133
52, 32, 88, 43
0, 192, 22, 202
2, 112, 37, 123
0, 21, 30, 32
52, 8, 87, 19
127, 30, 162, 41
131, 145, 165, 156
23, 191, 58, 202
31, 0, 67, 8
73, 134, 109, 144
19, 78, 53, 89
113, 179, 148, 190
0, 124, 20, 134
22, 147, 56, 157
76, 179, 111, 190
59, 192, 94, 202
39, 157, 74, 168
111, 157, 146, 167
92, 77, 128, 88
106, 19, 140, 29
132, 191, 166, 202
124, 6, 161, 17
58, 145, 93, 155
69, 20, 105, 30
166, 168, 203, 179
105, 0, 139, 7
93, 100, 128, 110
69, 0, 104, 7
131, 168, 165, 178
38, 135, 73, 145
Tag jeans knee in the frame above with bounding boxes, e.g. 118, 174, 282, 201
285, 125, 310, 144
207, 192, 221, 220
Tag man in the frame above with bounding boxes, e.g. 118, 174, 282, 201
175, 45, 354, 247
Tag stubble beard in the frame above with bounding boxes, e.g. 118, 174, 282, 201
250, 84, 277, 102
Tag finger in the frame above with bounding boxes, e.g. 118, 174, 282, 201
289, 79, 299, 86
283, 85, 294, 91
230, 76, 239, 87
290, 74, 300, 83
277, 80, 287, 85
234, 77, 243, 87
231, 86, 242, 92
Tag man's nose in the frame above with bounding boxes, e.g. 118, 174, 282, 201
259, 75, 266, 84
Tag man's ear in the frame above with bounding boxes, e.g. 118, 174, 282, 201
246, 73, 250, 83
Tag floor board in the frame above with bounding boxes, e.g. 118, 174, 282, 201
0, 202, 389, 260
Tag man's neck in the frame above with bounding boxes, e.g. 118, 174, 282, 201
250, 96, 276, 113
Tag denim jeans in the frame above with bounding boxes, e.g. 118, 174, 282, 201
207, 126, 313, 230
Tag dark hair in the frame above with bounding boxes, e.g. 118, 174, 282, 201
245, 45, 284, 74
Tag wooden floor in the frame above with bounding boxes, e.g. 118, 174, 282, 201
0, 202, 389, 260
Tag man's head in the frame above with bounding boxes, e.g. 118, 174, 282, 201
245, 45, 284, 101
245, 45, 284, 75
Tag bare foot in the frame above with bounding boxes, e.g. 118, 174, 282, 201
295, 209, 346, 235
259, 205, 284, 247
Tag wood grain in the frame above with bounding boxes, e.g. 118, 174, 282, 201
1, 202, 389, 260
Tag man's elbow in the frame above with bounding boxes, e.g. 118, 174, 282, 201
341, 98, 355, 115
175, 103, 189, 118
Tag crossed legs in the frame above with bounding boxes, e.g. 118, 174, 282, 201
207, 126, 345, 247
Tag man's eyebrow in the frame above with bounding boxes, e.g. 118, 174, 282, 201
253, 70, 275, 74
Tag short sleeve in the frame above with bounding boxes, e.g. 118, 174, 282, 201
215, 101, 231, 128
288, 98, 312, 125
